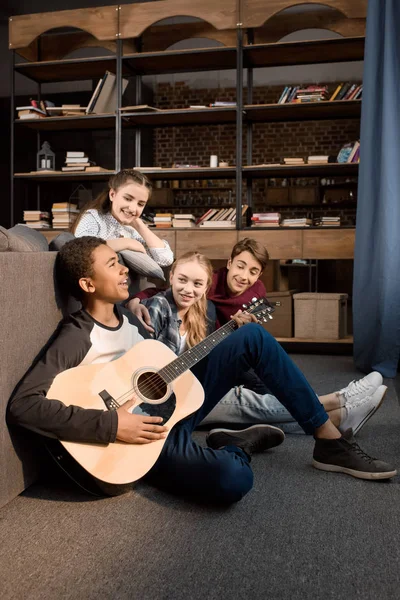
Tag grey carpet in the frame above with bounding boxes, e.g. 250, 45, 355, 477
1, 355, 400, 600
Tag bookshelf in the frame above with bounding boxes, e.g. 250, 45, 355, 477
9, 0, 367, 346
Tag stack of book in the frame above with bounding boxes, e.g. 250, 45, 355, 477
154, 213, 172, 228
315, 216, 341, 227
62, 151, 104, 172
337, 141, 360, 164
251, 212, 281, 227
329, 82, 363, 101
282, 217, 313, 227
172, 214, 196, 228
51, 202, 79, 230
278, 85, 328, 104
197, 207, 237, 228
307, 155, 330, 165
16, 106, 47, 120
23, 210, 50, 229
283, 157, 305, 166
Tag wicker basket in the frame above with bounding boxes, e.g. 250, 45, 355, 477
293, 292, 348, 339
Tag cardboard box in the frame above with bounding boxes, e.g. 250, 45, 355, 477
293, 292, 348, 339
261, 290, 295, 338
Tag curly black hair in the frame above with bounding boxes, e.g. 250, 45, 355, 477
57, 236, 107, 300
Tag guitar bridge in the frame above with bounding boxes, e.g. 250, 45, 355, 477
99, 390, 119, 411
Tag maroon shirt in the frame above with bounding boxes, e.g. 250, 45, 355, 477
134, 267, 266, 328
208, 267, 266, 327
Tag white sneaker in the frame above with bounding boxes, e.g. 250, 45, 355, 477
338, 371, 383, 406
339, 385, 387, 435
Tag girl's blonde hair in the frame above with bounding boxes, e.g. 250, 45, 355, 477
71, 169, 152, 233
171, 252, 213, 348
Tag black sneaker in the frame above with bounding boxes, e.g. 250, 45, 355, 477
313, 428, 397, 480
206, 424, 285, 457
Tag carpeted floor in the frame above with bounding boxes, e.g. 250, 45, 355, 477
1, 354, 400, 600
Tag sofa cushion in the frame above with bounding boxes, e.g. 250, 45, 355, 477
48, 231, 75, 251
119, 250, 165, 281
0, 225, 48, 252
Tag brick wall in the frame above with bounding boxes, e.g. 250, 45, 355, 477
153, 82, 359, 224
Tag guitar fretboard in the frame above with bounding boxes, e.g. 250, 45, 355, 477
158, 320, 237, 383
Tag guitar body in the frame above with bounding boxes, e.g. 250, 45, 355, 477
47, 339, 204, 486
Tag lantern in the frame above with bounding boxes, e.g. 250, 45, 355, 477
37, 141, 55, 171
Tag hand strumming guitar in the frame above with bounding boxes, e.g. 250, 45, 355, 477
116, 397, 168, 444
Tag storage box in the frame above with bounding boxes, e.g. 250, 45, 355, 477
293, 293, 348, 339
261, 290, 295, 338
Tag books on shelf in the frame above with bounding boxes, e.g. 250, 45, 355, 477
120, 105, 163, 112
154, 213, 173, 228
277, 82, 362, 104
51, 202, 79, 229
307, 155, 330, 164
16, 106, 47, 119
172, 214, 196, 228
23, 210, 50, 229
61, 151, 103, 172
283, 157, 305, 165
315, 217, 341, 227
88, 71, 129, 115
337, 141, 360, 164
282, 218, 313, 227
251, 212, 281, 227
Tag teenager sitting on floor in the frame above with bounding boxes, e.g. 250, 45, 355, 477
7, 237, 396, 505
129, 238, 387, 435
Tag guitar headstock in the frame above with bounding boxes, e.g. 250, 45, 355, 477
244, 296, 276, 324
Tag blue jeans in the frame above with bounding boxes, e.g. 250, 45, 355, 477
201, 387, 304, 434
145, 324, 328, 504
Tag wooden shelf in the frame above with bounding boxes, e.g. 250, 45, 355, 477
245, 100, 361, 123
244, 163, 359, 178
14, 171, 115, 182
123, 46, 237, 75
14, 114, 116, 131
244, 37, 364, 68
13, 56, 124, 83
122, 107, 236, 127
136, 167, 236, 180
276, 335, 353, 344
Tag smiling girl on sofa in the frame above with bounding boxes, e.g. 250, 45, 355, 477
72, 169, 173, 268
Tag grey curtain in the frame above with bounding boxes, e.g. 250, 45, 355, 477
353, 0, 400, 377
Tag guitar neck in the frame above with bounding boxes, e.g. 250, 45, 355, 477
158, 320, 237, 384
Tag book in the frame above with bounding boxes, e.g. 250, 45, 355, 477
66, 151, 86, 158
120, 105, 162, 112
200, 221, 236, 228
64, 156, 89, 164
329, 83, 343, 101
346, 141, 360, 163
92, 71, 129, 115
86, 77, 105, 114
337, 142, 356, 163
85, 166, 110, 173
52, 202, 77, 209
61, 166, 86, 172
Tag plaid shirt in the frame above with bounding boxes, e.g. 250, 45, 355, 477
142, 289, 216, 355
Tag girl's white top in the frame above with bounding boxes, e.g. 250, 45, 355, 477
74, 209, 173, 266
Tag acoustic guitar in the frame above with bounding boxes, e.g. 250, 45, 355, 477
46, 297, 275, 494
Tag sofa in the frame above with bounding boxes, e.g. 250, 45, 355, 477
0, 226, 164, 508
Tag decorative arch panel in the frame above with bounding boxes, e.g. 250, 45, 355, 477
119, 0, 237, 40
140, 22, 237, 52
9, 6, 119, 52
241, 0, 368, 29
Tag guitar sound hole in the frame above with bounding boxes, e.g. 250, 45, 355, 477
137, 371, 167, 401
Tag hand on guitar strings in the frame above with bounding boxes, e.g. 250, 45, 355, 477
230, 309, 258, 328
116, 397, 168, 444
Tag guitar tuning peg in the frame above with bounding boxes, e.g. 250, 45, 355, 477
268, 314, 273, 320
262, 317, 267, 322
242, 304, 248, 309
251, 297, 257, 303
